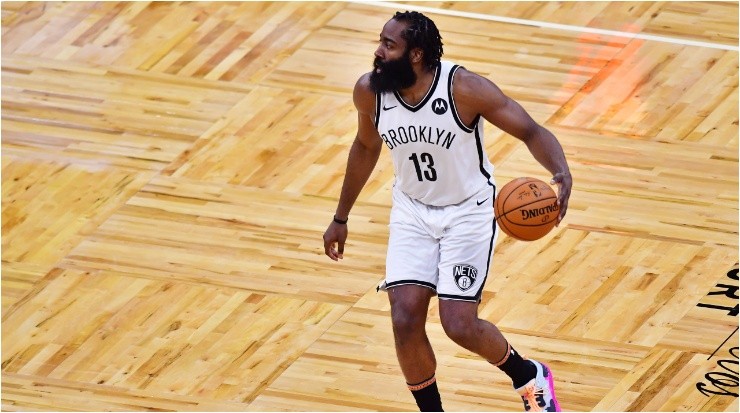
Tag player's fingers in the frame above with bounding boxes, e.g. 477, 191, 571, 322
551, 174, 571, 226
337, 239, 345, 259
323, 234, 339, 261
328, 244, 339, 261
550, 177, 562, 203
556, 189, 570, 224
557, 200, 567, 223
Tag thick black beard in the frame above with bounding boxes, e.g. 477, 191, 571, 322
369, 52, 417, 93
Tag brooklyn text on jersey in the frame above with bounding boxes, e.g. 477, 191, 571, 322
380, 126, 456, 150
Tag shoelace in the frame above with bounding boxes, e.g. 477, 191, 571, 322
522, 385, 545, 412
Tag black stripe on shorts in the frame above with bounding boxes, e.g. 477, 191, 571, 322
384, 280, 437, 291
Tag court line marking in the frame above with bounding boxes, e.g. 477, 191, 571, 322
350, 0, 739, 52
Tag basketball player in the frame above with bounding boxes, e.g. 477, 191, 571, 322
323, 11, 572, 412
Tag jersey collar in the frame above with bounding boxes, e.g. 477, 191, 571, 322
393, 62, 441, 112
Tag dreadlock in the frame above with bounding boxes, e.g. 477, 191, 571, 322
393, 11, 443, 70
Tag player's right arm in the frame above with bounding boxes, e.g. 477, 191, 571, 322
323, 74, 383, 261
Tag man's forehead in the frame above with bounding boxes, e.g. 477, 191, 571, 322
380, 18, 408, 42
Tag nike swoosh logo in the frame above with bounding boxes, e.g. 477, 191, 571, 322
382, 105, 397, 111
476, 197, 489, 206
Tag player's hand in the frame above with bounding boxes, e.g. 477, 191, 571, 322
550, 171, 572, 226
323, 221, 348, 261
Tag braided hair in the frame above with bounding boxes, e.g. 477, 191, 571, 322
393, 11, 443, 69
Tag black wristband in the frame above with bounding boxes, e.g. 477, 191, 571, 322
333, 215, 348, 225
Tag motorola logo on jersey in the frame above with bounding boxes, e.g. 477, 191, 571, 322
453, 264, 478, 291
432, 98, 448, 115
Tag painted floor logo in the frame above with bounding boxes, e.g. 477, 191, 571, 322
696, 263, 738, 316
695, 263, 739, 398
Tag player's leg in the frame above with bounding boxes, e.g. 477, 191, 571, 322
384, 237, 442, 412
388, 285, 441, 411
435, 188, 560, 411
388, 285, 436, 382
383, 187, 444, 411
437, 300, 535, 388
434, 186, 502, 361
437, 300, 509, 361
438, 301, 559, 411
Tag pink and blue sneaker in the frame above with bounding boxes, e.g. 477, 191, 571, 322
515, 360, 561, 412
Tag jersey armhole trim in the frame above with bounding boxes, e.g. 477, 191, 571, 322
374, 92, 381, 128
475, 124, 492, 182
448, 65, 476, 133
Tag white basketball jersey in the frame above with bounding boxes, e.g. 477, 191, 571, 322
375, 61, 495, 206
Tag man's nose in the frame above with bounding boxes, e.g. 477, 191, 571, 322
374, 46, 383, 60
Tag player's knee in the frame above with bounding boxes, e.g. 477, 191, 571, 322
391, 307, 425, 331
389, 288, 430, 330
440, 314, 476, 345
390, 306, 426, 338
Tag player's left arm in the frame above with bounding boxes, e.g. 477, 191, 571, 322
455, 68, 572, 224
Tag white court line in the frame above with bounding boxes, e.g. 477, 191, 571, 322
351, 0, 739, 52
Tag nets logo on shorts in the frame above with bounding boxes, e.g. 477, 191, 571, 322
453, 264, 478, 291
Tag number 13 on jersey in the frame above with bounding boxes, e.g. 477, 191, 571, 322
409, 152, 437, 182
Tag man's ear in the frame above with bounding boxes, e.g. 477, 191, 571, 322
410, 47, 423, 64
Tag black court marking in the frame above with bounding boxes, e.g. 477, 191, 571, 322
708, 326, 738, 360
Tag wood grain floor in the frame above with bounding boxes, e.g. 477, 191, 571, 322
2, 1, 738, 411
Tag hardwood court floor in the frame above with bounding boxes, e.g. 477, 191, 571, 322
2, 1, 738, 411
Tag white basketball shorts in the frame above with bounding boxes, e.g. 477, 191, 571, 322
380, 183, 498, 302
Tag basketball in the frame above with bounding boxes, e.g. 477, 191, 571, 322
494, 177, 559, 241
